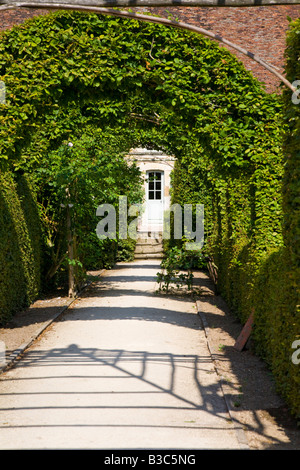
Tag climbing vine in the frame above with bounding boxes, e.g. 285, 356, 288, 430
0, 10, 298, 415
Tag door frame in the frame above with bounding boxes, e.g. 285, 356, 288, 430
145, 170, 164, 230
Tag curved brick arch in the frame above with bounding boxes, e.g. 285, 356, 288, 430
0, 4, 299, 91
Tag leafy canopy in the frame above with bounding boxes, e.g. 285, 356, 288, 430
0, 10, 283, 173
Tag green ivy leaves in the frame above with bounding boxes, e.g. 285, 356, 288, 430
0, 10, 283, 172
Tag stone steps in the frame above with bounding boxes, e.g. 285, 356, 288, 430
134, 253, 164, 259
134, 232, 164, 259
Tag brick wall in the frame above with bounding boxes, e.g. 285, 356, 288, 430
148, 6, 300, 92
0, 8, 50, 31
0, 5, 299, 92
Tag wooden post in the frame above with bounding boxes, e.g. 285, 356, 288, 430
66, 188, 75, 298
207, 258, 218, 285
234, 309, 255, 351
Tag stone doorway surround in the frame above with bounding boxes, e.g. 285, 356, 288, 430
126, 147, 175, 259
126, 147, 175, 235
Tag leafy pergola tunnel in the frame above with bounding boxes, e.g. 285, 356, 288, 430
0, 7, 299, 418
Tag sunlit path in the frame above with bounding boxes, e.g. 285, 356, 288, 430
0, 260, 245, 449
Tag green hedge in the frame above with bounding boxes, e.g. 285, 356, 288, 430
170, 19, 300, 417
279, 16, 300, 416
0, 171, 42, 324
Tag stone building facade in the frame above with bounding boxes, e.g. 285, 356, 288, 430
127, 148, 175, 234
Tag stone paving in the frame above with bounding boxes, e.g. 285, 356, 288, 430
0, 259, 247, 450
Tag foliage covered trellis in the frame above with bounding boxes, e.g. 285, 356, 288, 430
0, 11, 298, 415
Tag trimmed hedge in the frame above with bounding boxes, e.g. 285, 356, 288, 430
280, 17, 300, 416
172, 145, 300, 418
0, 171, 42, 324
170, 18, 300, 417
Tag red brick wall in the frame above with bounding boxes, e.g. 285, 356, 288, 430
0, 8, 50, 30
148, 6, 300, 92
0, 5, 299, 92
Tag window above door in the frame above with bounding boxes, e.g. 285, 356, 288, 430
147, 171, 163, 200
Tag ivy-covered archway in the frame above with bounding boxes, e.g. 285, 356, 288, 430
0, 11, 298, 416
0, 10, 283, 161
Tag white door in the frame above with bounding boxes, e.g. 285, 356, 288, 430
146, 171, 164, 230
